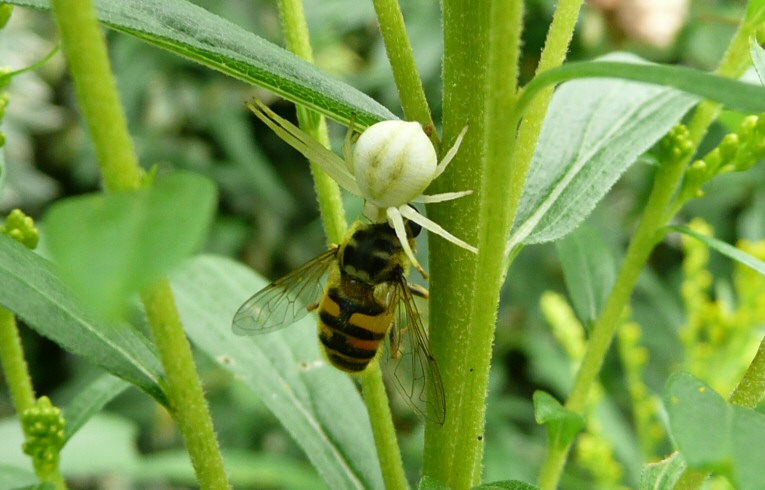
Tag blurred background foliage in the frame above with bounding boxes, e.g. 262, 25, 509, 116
1, 0, 764, 488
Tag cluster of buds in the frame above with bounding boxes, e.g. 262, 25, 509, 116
21, 396, 66, 478
679, 114, 765, 204
1, 208, 39, 249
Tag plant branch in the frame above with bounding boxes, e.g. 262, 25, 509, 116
278, 0, 346, 244
371, 0, 437, 147
51, 0, 230, 487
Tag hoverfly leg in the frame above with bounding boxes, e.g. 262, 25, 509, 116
407, 283, 429, 299
307, 302, 320, 313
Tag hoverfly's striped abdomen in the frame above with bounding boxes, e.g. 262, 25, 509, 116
318, 285, 393, 372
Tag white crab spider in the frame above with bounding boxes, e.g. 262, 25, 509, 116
247, 99, 478, 276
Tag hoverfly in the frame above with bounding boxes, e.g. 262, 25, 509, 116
232, 219, 445, 424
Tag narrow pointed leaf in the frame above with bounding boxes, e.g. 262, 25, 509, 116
7, 0, 395, 128
533, 390, 584, 449
171, 255, 383, 490
667, 225, 765, 277
0, 234, 166, 404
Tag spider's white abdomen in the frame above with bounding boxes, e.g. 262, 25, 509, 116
352, 120, 437, 209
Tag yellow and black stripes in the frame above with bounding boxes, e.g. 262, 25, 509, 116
317, 286, 392, 372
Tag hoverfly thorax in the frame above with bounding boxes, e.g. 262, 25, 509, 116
338, 221, 422, 285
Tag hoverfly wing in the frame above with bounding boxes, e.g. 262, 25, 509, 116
232, 248, 337, 335
382, 279, 446, 424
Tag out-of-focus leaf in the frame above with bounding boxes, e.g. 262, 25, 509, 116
665, 372, 765, 490
171, 254, 383, 490
667, 225, 765, 277
0, 465, 36, 489
472, 481, 541, 490
556, 224, 616, 326
131, 450, 326, 490
639, 453, 685, 490
7, 0, 395, 128
0, 234, 166, 405
45, 171, 216, 320
533, 391, 584, 449
62, 374, 131, 442
507, 54, 698, 264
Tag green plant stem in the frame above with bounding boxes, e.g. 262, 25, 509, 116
536, 5, 760, 488
0, 307, 67, 489
360, 367, 409, 490
278, 0, 346, 244
51, 1, 230, 487
537, 150, 688, 490
50, 0, 141, 192
279, 2, 409, 487
0, 306, 36, 415
371, 0, 437, 146
140, 282, 230, 489
422, 1, 523, 487
508, 0, 584, 234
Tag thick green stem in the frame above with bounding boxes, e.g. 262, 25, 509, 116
360, 367, 409, 490
278, 0, 346, 244
423, 1, 523, 487
141, 282, 230, 489
51, 1, 230, 487
371, 0, 437, 146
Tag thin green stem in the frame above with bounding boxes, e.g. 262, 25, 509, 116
360, 367, 409, 490
279, 2, 409, 486
278, 0, 346, 244
51, 0, 141, 192
535, 4, 760, 488
0, 306, 36, 415
538, 153, 687, 490
140, 282, 230, 489
51, 1, 229, 487
508, 0, 584, 233
0, 307, 67, 488
371, 0, 437, 147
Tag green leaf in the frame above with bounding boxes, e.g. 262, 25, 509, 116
170, 255, 384, 490
508, 54, 698, 259
533, 391, 584, 449
45, 171, 216, 320
131, 450, 325, 489
667, 225, 765, 277
665, 372, 765, 490
751, 38, 765, 86
472, 481, 541, 490
6, 0, 395, 128
62, 374, 131, 443
0, 234, 166, 404
746, 0, 765, 25
639, 453, 686, 490
556, 224, 616, 326
0, 465, 36, 489
516, 59, 765, 118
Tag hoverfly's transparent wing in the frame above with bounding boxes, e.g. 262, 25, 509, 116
382, 280, 446, 424
232, 248, 336, 335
